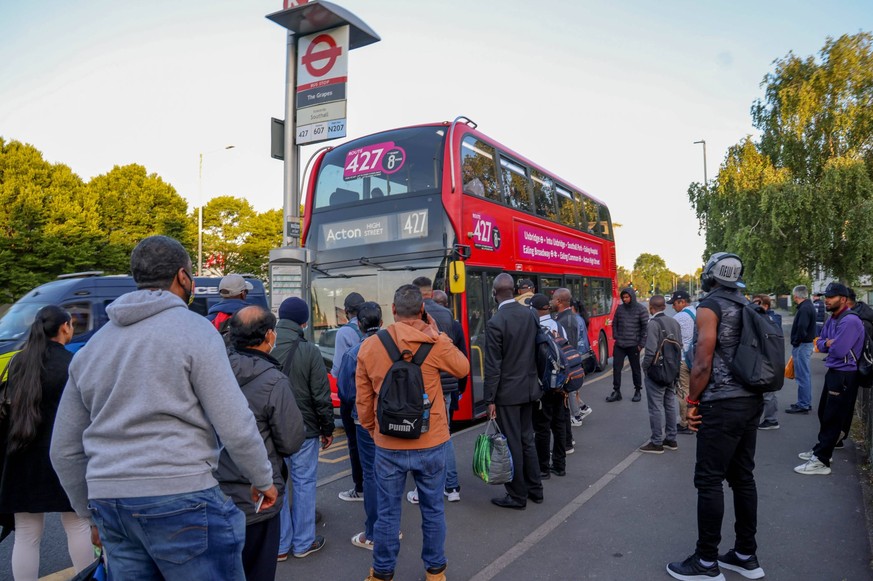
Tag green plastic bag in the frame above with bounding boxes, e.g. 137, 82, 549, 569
472, 419, 514, 484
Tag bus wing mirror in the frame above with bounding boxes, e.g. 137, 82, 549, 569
448, 261, 466, 294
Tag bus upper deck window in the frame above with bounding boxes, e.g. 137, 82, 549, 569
330, 188, 359, 205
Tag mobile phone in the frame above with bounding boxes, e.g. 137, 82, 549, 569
255, 493, 265, 513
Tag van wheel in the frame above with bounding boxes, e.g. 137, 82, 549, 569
595, 332, 609, 372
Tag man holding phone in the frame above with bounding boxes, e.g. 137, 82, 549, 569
217, 306, 305, 580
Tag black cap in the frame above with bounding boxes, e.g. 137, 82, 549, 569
824, 282, 849, 298
530, 293, 550, 310
516, 278, 534, 291
666, 290, 691, 305
848, 288, 857, 301
344, 292, 366, 311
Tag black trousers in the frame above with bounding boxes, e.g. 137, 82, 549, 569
534, 392, 567, 472
815, 369, 859, 464
496, 401, 543, 503
340, 400, 364, 491
242, 513, 281, 581
612, 344, 642, 391
693, 396, 763, 562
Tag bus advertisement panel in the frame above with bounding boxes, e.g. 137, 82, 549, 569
302, 119, 618, 421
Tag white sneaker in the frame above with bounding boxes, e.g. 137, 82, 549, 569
566, 447, 575, 454
444, 489, 461, 502
794, 458, 832, 475
798, 449, 815, 461
570, 416, 584, 427
579, 405, 593, 418
338, 488, 363, 502
406, 489, 419, 504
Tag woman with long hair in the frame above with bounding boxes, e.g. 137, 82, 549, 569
0, 305, 93, 580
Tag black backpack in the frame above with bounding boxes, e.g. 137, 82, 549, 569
713, 293, 785, 393
646, 317, 682, 386
376, 330, 433, 439
532, 314, 569, 391
842, 310, 873, 387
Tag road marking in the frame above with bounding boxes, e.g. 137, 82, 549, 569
468, 448, 643, 581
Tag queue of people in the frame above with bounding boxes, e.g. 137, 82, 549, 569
0, 237, 862, 581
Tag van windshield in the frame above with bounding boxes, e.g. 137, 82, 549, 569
0, 302, 48, 342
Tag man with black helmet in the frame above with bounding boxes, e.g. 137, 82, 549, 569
667, 252, 766, 581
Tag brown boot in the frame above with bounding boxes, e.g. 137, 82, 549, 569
365, 568, 394, 581
426, 564, 447, 581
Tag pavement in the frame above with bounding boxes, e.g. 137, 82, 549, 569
6, 310, 872, 580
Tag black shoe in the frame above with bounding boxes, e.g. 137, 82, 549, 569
835, 439, 845, 449
539, 470, 551, 480
549, 466, 566, 477
717, 549, 764, 579
677, 425, 695, 435
785, 404, 811, 414
293, 535, 325, 558
606, 390, 622, 402
527, 493, 544, 504
491, 494, 526, 510
631, 389, 642, 402
666, 554, 723, 580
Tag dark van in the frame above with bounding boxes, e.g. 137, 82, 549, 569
0, 272, 268, 367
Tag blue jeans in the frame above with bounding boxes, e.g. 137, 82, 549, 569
644, 376, 678, 445
793, 342, 814, 409
444, 398, 459, 491
373, 443, 447, 576
356, 425, 378, 540
279, 437, 319, 555
694, 396, 763, 562
89, 486, 245, 580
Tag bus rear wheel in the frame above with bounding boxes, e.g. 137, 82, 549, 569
595, 332, 609, 372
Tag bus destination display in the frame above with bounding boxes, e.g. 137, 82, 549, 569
321, 209, 428, 250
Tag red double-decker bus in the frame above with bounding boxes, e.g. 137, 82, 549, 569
302, 117, 618, 421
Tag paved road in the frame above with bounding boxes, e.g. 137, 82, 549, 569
5, 317, 872, 580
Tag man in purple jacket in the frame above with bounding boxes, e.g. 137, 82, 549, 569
795, 282, 864, 476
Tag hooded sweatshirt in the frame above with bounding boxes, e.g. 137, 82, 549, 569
50, 289, 273, 517
612, 287, 649, 349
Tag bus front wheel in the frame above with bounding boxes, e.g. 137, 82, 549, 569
595, 332, 609, 372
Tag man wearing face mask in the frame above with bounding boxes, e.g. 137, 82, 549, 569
51, 236, 277, 579
274, 297, 335, 560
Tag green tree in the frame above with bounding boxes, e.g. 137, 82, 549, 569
0, 139, 102, 300
632, 253, 674, 296
88, 164, 193, 273
690, 32, 873, 291
198, 197, 281, 279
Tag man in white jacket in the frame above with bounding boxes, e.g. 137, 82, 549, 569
51, 236, 277, 580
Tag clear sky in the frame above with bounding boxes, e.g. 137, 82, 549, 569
1, 0, 870, 275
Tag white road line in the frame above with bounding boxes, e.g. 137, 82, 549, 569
468, 448, 643, 581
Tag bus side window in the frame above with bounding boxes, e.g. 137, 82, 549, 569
556, 185, 577, 229
500, 156, 532, 213
460, 137, 501, 202
532, 170, 557, 221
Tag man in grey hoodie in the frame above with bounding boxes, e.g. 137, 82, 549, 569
50, 236, 277, 580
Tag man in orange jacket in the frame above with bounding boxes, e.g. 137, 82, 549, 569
356, 284, 469, 581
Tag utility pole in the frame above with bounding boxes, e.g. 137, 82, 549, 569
694, 139, 708, 187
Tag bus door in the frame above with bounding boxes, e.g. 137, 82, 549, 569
464, 269, 499, 419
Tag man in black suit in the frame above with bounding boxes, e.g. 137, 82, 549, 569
484, 273, 544, 509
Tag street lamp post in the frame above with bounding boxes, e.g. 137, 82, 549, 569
693, 139, 708, 187
198, 146, 235, 276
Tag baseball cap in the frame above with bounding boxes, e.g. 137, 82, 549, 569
516, 278, 535, 291
530, 293, 550, 310
824, 282, 850, 298
218, 274, 253, 297
704, 252, 746, 289
666, 290, 691, 305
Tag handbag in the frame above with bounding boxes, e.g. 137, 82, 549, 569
784, 355, 795, 380
472, 419, 514, 485
70, 549, 107, 581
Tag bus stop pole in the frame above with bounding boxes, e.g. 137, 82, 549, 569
283, 30, 299, 248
